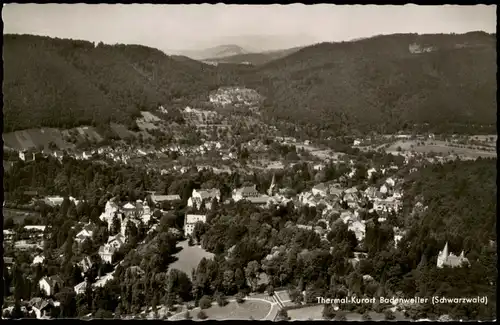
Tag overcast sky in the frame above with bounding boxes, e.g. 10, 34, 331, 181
3, 4, 496, 52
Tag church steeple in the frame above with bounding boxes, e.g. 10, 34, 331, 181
268, 174, 276, 196
443, 242, 449, 257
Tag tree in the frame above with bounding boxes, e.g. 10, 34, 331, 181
235, 292, 245, 303
215, 292, 227, 307
184, 311, 191, 320
197, 310, 208, 320
188, 236, 194, 246
199, 295, 212, 309
384, 309, 396, 320
322, 304, 336, 320
245, 260, 260, 292
4, 217, 15, 229
277, 308, 289, 321
267, 285, 275, 296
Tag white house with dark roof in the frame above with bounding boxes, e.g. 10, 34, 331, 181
184, 214, 207, 237
45, 196, 64, 206
107, 233, 125, 250
32, 255, 45, 265
39, 275, 63, 296
232, 185, 259, 202
150, 194, 181, 206
312, 183, 328, 197
98, 244, 116, 264
78, 256, 93, 273
188, 188, 221, 210
122, 202, 136, 218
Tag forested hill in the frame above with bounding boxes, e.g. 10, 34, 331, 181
2, 34, 243, 132
4, 32, 497, 135
247, 32, 497, 134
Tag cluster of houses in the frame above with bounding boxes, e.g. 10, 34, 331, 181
208, 87, 262, 108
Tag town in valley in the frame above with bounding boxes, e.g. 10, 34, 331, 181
2, 4, 497, 322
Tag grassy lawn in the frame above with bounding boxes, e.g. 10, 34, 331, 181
170, 240, 214, 278
287, 304, 408, 321
171, 300, 272, 320
387, 140, 496, 158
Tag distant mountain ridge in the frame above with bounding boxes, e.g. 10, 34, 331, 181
173, 44, 249, 60
203, 46, 305, 65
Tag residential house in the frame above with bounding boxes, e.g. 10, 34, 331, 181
98, 244, 116, 264
437, 242, 470, 269
150, 193, 181, 207
122, 202, 136, 218
93, 272, 114, 288
367, 168, 377, 179
39, 275, 63, 296
19, 149, 36, 162
107, 233, 125, 250
347, 219, 366, 242
373, 197, 400, 212
45, 196, 64, 206
78, 256, 93, 273
188, 188, 221, 210
3, 229, 15, 241
75, 224, 94, 244
385, 177, 396, 187
32, 255, 45, 265
312, 183, 328, 197
313, 163, 325, 171
184, 214, 207, 237
74, 280, 88, 295
232, 185, 260, 202
99, 199, 121, 229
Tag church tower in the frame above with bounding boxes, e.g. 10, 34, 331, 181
267, 174, 276, 196
437, 242, 449, 269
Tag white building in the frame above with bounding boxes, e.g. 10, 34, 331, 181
437, 242, 470, 269
98, 244, 116, 264
75, 228, 93, 244
45, 196, 64, 206
312, 183, 328, 197
232, 185, 259, 202
99, 200, 120, 229
107, 233, 125, 250
32, 255, 45, 265
184, 214, 207, 237
38, 275, 63, 297
187, 188, 221, 210
74, 281, 88, 295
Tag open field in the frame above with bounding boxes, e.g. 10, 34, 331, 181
169, 240, 214, 278
286, 304, 407, 321
170, 299, 272, 321
3, 126, 106, 151
386, 140, 496, 158
3, 208, 41, 224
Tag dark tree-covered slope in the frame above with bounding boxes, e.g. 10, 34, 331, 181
3, 32, 496, 134
3, 34, 242, 132
248, 32, 496, 134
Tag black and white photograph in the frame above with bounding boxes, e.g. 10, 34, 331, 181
1, 3, 497, 321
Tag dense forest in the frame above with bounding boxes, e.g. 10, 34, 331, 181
3, 32, 496, 135
3, 34, 245, 132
